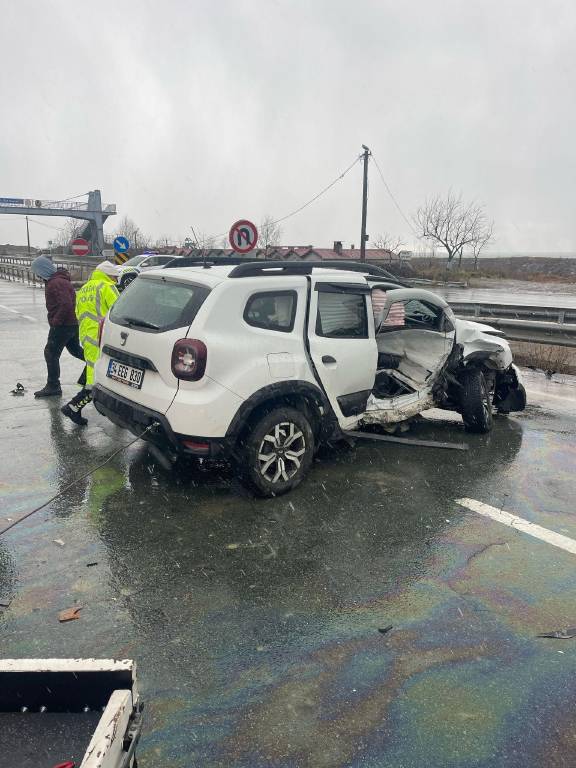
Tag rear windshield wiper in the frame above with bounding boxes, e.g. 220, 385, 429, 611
123, 316, 160, 330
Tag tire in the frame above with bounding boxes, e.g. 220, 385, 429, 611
238, 407, 314, 496
460, 369, 493, 433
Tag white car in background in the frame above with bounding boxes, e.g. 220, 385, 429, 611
118, 253, 178, 290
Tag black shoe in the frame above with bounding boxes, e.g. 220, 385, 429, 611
61, 404, 88, 426
34, 384, 62, 398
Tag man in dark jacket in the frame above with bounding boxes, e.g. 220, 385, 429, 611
31, 255, 85, 397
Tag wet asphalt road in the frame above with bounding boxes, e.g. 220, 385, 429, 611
1, 280, 576, 767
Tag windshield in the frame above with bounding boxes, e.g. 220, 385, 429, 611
109, 277, 210, 332
122, 255, 146, 267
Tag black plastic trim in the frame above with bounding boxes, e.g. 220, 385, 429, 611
337, 389, 372, 417
225, 380, 331, 439
102, 345, 159, 372
315, 282, 370, 294
93, 385, 231, 457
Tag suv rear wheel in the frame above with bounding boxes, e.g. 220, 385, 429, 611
460, 369, 493, 433
238, 407, 314, 496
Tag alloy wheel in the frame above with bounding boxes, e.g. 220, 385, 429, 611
258, 421, 306, 483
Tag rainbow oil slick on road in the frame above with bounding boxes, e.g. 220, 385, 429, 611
1, 282, 576, 767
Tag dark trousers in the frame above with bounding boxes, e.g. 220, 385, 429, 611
44, 325, 84, 386
68, 387, 93, 412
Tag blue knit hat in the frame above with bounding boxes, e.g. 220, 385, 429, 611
31, 255, 56, 280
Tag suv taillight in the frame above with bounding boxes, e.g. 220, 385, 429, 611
98, 317, 106, 347
171, 339, 207, 381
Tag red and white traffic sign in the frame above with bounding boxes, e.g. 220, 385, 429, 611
229, 219, 258, 254
71, 237, 90, 257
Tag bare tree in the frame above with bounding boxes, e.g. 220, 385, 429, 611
472, 223, 494, 271
259, 215, 282, 251
371, 233, 404, 253
113, 216, 151, 249
52, 218, 86, 247
193, 232, 217, 249
414, 192, 493, 266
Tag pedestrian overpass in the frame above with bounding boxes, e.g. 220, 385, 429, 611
0, 190, 116, 258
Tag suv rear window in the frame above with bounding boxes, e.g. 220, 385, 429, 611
244, 291, 296, 332
109, 277, 210, 332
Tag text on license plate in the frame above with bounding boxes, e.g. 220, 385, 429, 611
107, 359, 144, 389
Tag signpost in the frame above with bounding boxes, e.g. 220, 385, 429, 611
71, 237, 90, 257
229, 219, 258, 254
113, 236, 130, 264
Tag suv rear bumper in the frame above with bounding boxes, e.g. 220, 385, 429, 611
92, 384, 230, 458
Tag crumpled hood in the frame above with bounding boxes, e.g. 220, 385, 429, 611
455, 317, 512, 370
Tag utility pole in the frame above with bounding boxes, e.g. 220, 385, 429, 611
360, 144, 371, 262
25, 216, 31, 257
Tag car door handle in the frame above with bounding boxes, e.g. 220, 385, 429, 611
322, 355, 337, 364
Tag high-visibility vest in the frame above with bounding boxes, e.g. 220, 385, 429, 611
75, 269, 119, 385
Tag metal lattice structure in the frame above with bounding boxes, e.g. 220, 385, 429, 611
0, 190, 116, 258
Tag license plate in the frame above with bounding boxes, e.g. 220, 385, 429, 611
106, 359, 144, 389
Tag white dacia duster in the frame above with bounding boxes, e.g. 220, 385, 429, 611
93, 260, 526, 496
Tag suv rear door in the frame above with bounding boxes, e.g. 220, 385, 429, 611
308, 277, 377, 426
96, 275, 210, 415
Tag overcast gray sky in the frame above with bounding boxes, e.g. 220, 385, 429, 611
1, 0, 575, 253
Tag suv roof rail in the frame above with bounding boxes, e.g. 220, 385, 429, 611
228, 260, 405, 283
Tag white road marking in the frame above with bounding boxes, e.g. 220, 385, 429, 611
0, 304, 39, 322
457, 498, 576, 556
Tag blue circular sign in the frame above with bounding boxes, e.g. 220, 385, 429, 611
113, 236, 130, 253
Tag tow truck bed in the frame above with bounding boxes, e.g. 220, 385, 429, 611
0, 659, 142, 768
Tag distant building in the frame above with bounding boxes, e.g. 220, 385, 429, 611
160, 241, 411, 264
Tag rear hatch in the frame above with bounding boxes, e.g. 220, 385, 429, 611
98, 274, 210, 415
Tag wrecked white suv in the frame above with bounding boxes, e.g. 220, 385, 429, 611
93, 260, 526, 496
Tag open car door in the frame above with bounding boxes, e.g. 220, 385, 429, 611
308, 278, 378, 427
372, 288, 454, 393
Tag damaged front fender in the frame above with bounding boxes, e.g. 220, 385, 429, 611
455, 318, 513, 371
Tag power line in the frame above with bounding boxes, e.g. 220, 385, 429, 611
370, 153, 419, 237
271, 155, 362, 226
0, 215, 66, 231
210, 154, 362, 241
27, 218, 66, 231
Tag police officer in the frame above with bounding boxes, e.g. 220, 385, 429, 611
61, 260, 120, 425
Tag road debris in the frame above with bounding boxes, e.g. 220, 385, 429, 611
58, 606, 83, 623
378, 625, 393, 635
86, 561, 98, 567
53, 538, 65, 547
226, 543, 240, 550
537, 627, 576, 639
344, 430, 469, 451
0, 599, 12, 608
10, 382, 25, 396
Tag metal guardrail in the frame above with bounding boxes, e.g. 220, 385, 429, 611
1, 258, 575, 346
450, 302, 576, 325
451, 303, 576, 347
0, 255, 97, 284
